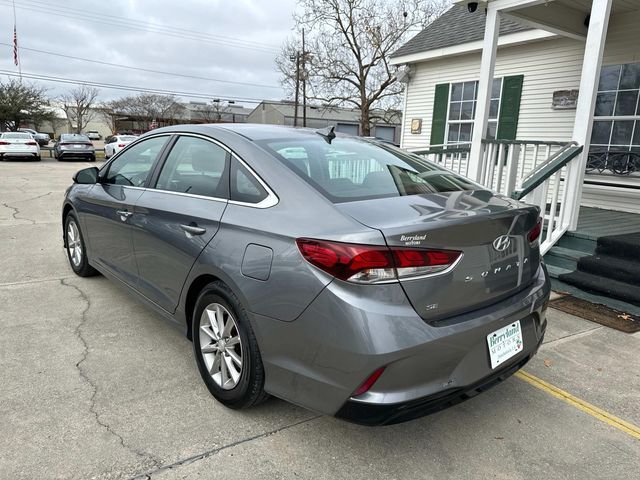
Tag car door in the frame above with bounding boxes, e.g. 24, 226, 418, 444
81, 135, 171, 286
131, 134, 230, 312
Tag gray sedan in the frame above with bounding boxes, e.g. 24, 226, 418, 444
62, 124, 550, 425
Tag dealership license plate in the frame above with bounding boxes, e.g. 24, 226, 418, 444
487, 320, 523, 369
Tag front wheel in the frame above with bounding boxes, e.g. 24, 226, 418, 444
192, 282, 269, 409
64, 212, 98, 277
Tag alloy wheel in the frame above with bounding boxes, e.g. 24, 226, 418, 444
67, 220, 82, 267
198, 303, 243, 390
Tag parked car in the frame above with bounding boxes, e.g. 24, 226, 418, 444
104, 134, 138, 159
85, 130, 102, 140
54, 134, 96, 162
0, 132, 41, 161
62, 124, 549, 425
18, 128, 50, 147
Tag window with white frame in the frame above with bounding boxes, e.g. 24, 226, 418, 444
446, 78, 502, 145
591, 62, 640, 153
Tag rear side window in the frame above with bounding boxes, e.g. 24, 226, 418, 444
259, 137, 479, 203
230, 159, 268, 204
104, 136, 168, 187
155, 136, 229, 198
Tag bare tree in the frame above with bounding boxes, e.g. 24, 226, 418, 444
276, 0, 447, 135
193, 100, 231, 123
129, 94, 185, 126
97, 98, 129, 134
0, 79, 49, 131
60, 85, 100, 134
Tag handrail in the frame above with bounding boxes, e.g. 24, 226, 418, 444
482, 139, 568, 146
511, 142, 583, 200
412, 145, 471, 156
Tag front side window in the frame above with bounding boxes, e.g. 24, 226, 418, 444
446, 79, 502, 145
591, 62, 640, 154
103, 136, 168, 187
155, 136, 229, 198
260, 136, 479, 203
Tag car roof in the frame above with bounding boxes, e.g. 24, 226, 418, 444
148, 123, 344, 142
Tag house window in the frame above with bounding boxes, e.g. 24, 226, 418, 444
446, 79, 502, 145
591, 62, 640, 153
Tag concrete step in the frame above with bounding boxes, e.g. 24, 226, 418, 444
555, 233, 597, 255
546, 264, 572, 279
559, 270, 640, 307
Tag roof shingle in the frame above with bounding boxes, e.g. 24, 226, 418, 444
391, 5, 530, 59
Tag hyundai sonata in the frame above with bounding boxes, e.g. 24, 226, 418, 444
62, 124, 549, 425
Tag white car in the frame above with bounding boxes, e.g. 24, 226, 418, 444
85, 130, 102, 140
104, 135, 138, 159
0, 132, 41, 161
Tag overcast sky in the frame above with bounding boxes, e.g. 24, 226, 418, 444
0, 0, 297, 107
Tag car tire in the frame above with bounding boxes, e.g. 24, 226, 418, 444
35, 155, 41, 161
192, 281, 269, 409
64, 212, 98, 277
89, 155, 96, 162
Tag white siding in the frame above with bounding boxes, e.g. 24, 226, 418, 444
400, 9, 640, 213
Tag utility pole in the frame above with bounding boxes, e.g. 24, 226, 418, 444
301, 28, 307, 127
291, 52, 300, 127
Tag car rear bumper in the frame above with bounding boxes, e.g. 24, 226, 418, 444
58, 151, 95, 159
335, 332, 543, 425
0, 151, 39, 158
252, 264, 550, 422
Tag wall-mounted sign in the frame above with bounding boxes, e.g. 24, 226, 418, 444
552, 90, 579, 110
411, 118, 422, 134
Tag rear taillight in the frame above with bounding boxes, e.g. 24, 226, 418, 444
0, 141, 10, 145
59, 142, 70, 146
296, 238, 462, 284
528, 217, 542, 245
26, 141, 37, 146
118, 143, 126, 147
352, 367, 386, 397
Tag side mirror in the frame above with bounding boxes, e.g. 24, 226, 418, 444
73, 166, 99, 184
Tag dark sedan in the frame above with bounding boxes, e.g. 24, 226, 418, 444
62, 124, 550, 425
54, 134, 96, 162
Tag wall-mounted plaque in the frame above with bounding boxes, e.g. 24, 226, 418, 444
411, 118, 422, 134
552, 90, 579, 110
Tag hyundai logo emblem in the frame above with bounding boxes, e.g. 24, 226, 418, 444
493, 235, 511, 252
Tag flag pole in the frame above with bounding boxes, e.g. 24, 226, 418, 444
12, 0, 21, 78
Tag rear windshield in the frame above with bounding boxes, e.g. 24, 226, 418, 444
258, 136, 479, 203
119, 136, 137, 141
2, 133, 31, 139
61, 135, 90, 142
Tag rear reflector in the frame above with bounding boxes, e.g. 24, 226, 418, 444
352, 367, 386, 397
296, 238, 462, 284
26, 141, 37, 146
528, 217, 542, 244
0, 141, 10, 145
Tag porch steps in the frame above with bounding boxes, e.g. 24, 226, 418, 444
544, 230, 640, 316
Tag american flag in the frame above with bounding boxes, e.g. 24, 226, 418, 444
13, 25, 18, 66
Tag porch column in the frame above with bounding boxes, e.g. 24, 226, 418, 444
566, 0, 612, 230
468, 5, 501, 183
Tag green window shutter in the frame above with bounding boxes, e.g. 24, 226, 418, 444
496, 75, 524, 140
430, 83, 449, 147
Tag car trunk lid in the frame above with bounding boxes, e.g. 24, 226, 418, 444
336, 190, 541, 322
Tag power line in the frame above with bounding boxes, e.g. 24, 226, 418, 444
0, 42, 282, 90
0, 0, 281, 54
0, 70, 276, 104
6, 0, 281, 53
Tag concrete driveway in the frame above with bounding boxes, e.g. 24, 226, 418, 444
1, 157, 639, 480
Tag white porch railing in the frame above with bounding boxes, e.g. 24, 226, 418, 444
412, 140, 584, 255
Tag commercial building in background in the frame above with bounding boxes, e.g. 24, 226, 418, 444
247, 100, 401, 144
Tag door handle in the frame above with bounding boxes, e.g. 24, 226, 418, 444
180, 224, 206, 236
116, 210, 133, 221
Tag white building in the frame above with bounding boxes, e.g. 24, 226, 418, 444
392, 0, 640, 311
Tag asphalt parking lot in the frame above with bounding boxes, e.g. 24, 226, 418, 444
1, 156, 639, 480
